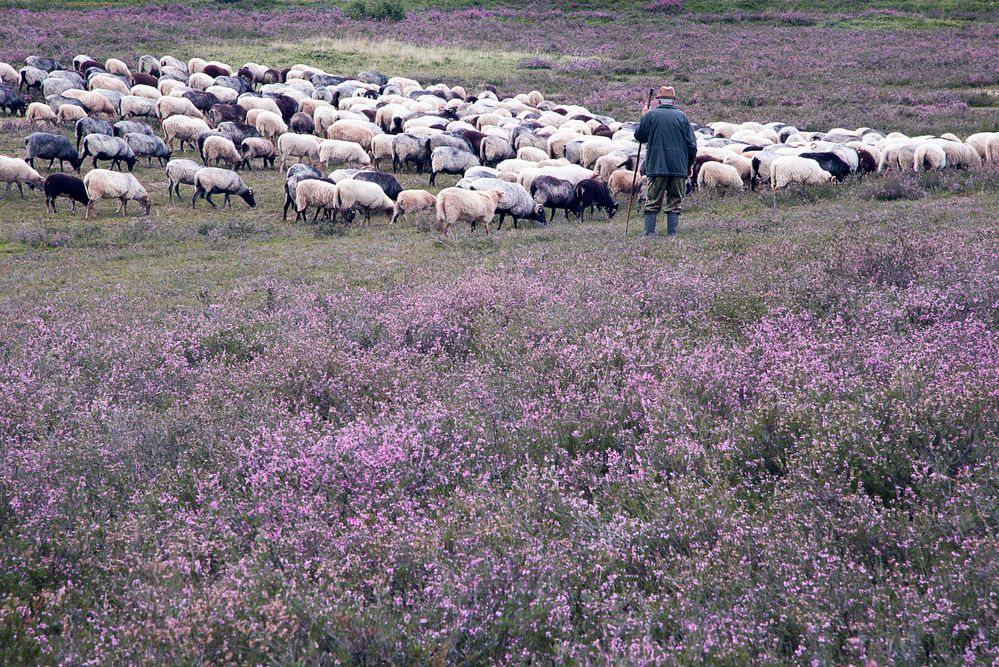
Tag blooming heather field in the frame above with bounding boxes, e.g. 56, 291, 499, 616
1, 2, 999, 665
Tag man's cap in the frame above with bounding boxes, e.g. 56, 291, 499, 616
656, 85, 676, 99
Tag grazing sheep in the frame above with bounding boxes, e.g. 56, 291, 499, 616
240, 137, 276, 170
430, 146, 480, 185
202, 135, 243, 169
26, 56, 63, 72
162, 115, 211, 151
27, 102, 57, 124
56, 104, 88, 124
290, 111, 315, 134
697, 161, 744, 191
113, 120, 154, 138
43, 77, 80, 99
0, 155, 44, 198
608, 169, 645, 198
770, 156, 836, 190
797, 151, 852, 181
156, 96, 204, 120
370, 133, 395, 170
530, 175, 580, 221
192, 167, 255, 209
391, 189, 437, 224
25, 132, 83, 172
278, 133, 321, 171
120, 95, 157, 119
319, 139, 371, 168
294, 177, 338, 222
19, 66, 47, 93
138, 55, 161, 76
216, 121, 261, 148
467, 178, 545, 229
913, 143, 947, 171
83, 169, 150, 218
517, 146, 549, 163
0, 62, 19, 87
966, 132, 995, 162
333, 179, 394, 225
574, 178, 619, 222
82, 134, 137, 171
326, 123, 379, 151
105, 58, 131, 79
284, 163, 323, 220
238, 95, 281, 116
254, 110, 288, 140
208, 103, 246, 127
479, 135, 516, 167
183, 90, 221, 113
125, 132, 172, 166
435, 186, 505, 235
0, 84, 26, 116
165, 158, 203, 198
392, 134, 432, 173
352, 170, 403, 200
131, 73, 158, 89
43, 173, 90, 212
89, 74, 130, 95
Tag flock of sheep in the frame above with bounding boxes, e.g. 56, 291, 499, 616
2, 53, 998, 231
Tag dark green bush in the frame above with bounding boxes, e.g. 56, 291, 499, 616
343, 0, 406, 21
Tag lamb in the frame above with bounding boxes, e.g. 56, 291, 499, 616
573, 178, 619, 222
254, 110, 288, 140
161, 115, 211, 151
467, 179, 545, 229
192, 167, 256, 209
430, 146, 480, 185
0, 155, 44, 198
43, 173, 90, 212
82, 134, 137, 171
125, 132, 172, 167
202, 135, 243, 169
319, 139, 371, 168
608, 169, 645, 198
165, 158, 203, 198
333, 179, 395, 225
530, 175, 581, 221
435, 186, 505, 236
25, 132, 83, 172
770, 156, 836, 190
278, 133, 320, 171
56, 105, 88, 124
696, 161, 744, 191
352, 170, 403, 200
27, 102, 57, 124
293, 177, 338, 222
156, 96, 204, 120
390, 189, 437, 224
240, 137, 277, 170
283, 164, 323, 220
83, 169, 150, 218
392, 134, 432, 173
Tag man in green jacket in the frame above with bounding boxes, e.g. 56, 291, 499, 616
634, 85, 698, 237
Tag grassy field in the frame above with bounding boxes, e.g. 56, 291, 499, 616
1, 1, 999, 664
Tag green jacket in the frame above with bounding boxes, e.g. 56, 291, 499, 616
634, 102, 698, 177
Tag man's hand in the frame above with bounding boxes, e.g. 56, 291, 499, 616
687, 167, 694, 178
641, 105, 651, 116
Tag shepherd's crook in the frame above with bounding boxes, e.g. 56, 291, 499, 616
625, 88, 655, 237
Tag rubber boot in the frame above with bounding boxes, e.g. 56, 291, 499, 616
666, 212, 680, 236
643, 212, 657, 237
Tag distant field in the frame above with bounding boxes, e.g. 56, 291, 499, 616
1, 1, 998, 665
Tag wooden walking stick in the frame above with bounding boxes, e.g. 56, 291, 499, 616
625, 87, 655, 237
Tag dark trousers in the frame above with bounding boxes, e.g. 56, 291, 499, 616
643, 175, 686, 214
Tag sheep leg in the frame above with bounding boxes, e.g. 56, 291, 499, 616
48, 158, 55, 170
168, 180, 174, 199
223, 193, 232, 209
204, 191, 217, 209
429, 170, 437, 186
496, 213, 504, 231
192, 187, 202, 209
85, 201, 93, 219
1, 182, 10, 199
312, 207, 322, 224
114, 198, 125, 215
16, 182, 24, 198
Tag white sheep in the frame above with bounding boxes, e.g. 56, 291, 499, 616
770, 156, 836, 190
965, 132, 995, 162
83, 169, 150, 218
27, 102, 57, 124
155, 96, 204, 120
238, 96, 281, 115
391, 189, 437, 225
608, 169, 645, 198
913, 143, 947, 171
121, 95, 157, 119
56, 105, 88, 124
277, 133, 320, 171
0, 62, 18, 87
202, 135, 242, 169
129, 84, 161, 100
435, 186, 505, 236
319, 139, 371, 168
240, 137, 276, 170
722, 153, 754, 188
370, 133, 396, 170
89, 75, 130, 95
161, 115, 210, 151
0, 155, 45, 198
697, 161, 744, 190
164, 158, 202, 198
294, 178, 337, 222
326, 123, 379, 151
254, 110, 288, 141
333, 179, 394, 225
205, 85, 238, 104
105, 58, 131, 79
517, 146, 549, 163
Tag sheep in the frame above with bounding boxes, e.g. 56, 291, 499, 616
254, 110, 288, 140
770, 156, 836, 190
370, 133, 396, 170
392, 134, 432, 173
430, 146, 480, 185
283, 163, 323, 220
105, 58, 131, 79
0, 155, 44, 198
797, 152, 852, 181
19, 66, 47, 93
43, 173, 90, 213
319, 139, 371, 168
216, 121, 261, 148
390, 189, 437, 224
113, 120, 154, 138
352, 170, 403, 201
82, 134, 137, 171
83, 169, 150, 218
965, 132, 995, 161
697, 161, 744, 191
43, 77, 80, 99
326, 123, 379, 151
278, 133, 321, 171
517, 146, 549, 163
24, 132, 83, 172
156, 96, 204, 120
138, 55, 161, 76
208, 103, 246, 127
913, 143, 947, 171
530, 175, 580, 222
202, 135, 243, 169
240, 137, 276, 170
435, 186, 505, 236
61, 89, 116, 117
56, 104, 88, 124
574, 178, 619, 222
164, 158, 202, 199
333, 179, 394, 225
27, 102, 57, 124
183, 90, 222, 114
479, 134, 516, 166
89, 75, 130, 95
238, 95, 281, 116
519, 164, 597, 192
0, 85, 27, 116
160, 56, 187, 73
161, 115, 210, 151
0, 62, 18, 87
120, 95, 157, 119
294, 177, 338, 222
467, 178, 546, 229
290, 111, 315, 134
26, 56, 63, 72
192, 167, 255, 209
878, 142, 918, 172
125, 132, 172, 167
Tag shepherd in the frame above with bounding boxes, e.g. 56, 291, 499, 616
634, 85, 697, 237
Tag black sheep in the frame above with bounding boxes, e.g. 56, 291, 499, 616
353, 171, 403, 201
798, 152, 851, 182
202, 64, 230, 79
574, 178, 619, 222
131, 72, 158, 88
456, 129, 488, 156
290, 112, 315, 135
207, 103, 246, 127
0, 84, 26, 117
183, 90, 221, 114
269, 94, 297, 123
43, 173, 90, 213
25, 133, 83, 172
217, 122, 261, 147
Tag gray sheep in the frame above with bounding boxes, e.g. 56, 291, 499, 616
25, 132, 83, 172
467, 178, 545, 229
81, 134, 137, 171
429, 146, 480, 186
125, 132, 172, 166
75, 117, 113, 151
392, 134, 431, 173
